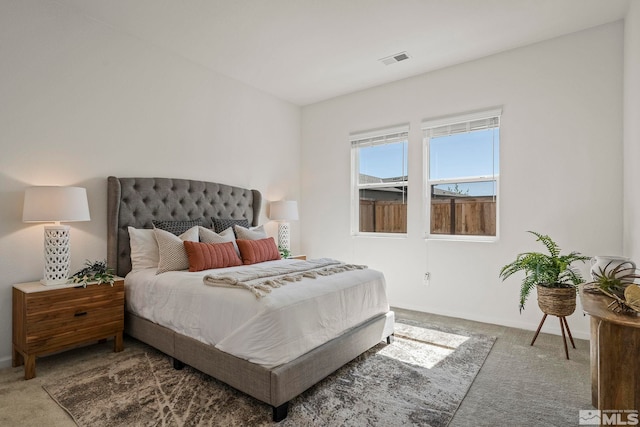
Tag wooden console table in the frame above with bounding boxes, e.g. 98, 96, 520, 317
580, 285, 640, 416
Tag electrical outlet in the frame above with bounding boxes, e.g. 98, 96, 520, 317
423, 272, 431, 286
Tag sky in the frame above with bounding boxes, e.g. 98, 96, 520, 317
359, 128, 499, 196
359, 143, 408, 179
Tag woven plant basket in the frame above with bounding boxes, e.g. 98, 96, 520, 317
536, 285, 576, 316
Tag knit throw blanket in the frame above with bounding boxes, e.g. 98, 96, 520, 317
203, 258, 367, 298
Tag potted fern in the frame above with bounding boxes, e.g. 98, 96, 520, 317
499, 231, 590, 315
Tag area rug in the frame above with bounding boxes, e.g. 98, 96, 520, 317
43, 320, 495, 427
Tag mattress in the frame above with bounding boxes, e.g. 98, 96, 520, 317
125, 258, 390, 367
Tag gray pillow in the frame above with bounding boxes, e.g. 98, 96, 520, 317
212, 218, 249, 234
153, 219, 203, 236
199, 226, 240, 256
234, 224, 267, 240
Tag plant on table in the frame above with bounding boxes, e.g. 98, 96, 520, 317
68, 259, 115, 287
585, 261, 640, 298
278, 245, 291, 259
585, 262, 640, 313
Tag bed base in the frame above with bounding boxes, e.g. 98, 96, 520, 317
125, 310, 394, 422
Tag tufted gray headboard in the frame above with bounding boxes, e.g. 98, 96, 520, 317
107, 176, 262, 277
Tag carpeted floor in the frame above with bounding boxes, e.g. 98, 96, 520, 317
41, 320, 495, 426
398, 309, 593, 427
0, 309, 593, 427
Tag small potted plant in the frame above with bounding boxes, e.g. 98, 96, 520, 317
585, 261, 639, 297
68, 259, 115, 287
585, 261, 640, 313
499, 231, 590, 316
278, 245, 291, 259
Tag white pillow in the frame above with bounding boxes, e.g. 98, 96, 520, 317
234, 224, 267, 240
128, 227, 159, 271
199, 226, 240, 256
154, 226, 199, 274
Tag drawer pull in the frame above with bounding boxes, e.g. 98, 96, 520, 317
74, 311, 88, 317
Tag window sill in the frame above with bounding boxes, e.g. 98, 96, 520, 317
425, 234, 498, 243
352, 232, 408, 239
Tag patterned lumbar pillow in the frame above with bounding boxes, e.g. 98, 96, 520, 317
183, 241, 242, 271
199, 226, 240, 256
154, 226, 199, 274
236, 237, 281, 265
234, 224, 267, 240
152, 219, 203, 236
212, 218, 249, 234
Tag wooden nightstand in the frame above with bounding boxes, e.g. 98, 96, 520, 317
288, 255, 307, 260
12, 279, 125, 380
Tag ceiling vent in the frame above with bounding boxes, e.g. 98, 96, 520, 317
380, 51, 411, 66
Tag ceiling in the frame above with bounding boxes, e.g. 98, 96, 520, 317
56, 0, 630, 106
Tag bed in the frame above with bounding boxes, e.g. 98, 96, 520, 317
106, 176, 394, 422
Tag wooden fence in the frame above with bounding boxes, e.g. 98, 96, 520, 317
360, 200, 407, 233
430, 196, 496, 236
359, 197, 496, 235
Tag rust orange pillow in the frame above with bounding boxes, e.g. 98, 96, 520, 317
183, 241, 242, 272
236, 237, 281, 265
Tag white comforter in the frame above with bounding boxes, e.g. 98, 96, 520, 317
125, 259, 390, 367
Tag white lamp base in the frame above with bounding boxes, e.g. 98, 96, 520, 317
278, 222, 291, 251
41, 225, 71, 285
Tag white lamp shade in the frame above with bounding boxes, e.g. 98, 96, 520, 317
23, 186, 91, 223
270, 200, 299, 221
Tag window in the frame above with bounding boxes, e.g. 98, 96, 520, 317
351, 125, 409, 235
423, 109, 501, 240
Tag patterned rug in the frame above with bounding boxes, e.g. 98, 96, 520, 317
43, 320, 495, 426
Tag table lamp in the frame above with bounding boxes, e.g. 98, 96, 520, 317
269, 200, 298, 251
22, 186, 91, 285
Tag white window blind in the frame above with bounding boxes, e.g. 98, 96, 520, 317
350, 125, 409, 148
426, 117, 500, 138
422, 108, 501, 136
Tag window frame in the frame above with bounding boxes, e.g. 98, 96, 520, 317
350, 124, 409, 237
422, 108, 501, 242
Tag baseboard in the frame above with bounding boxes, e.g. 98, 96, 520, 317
0, 355, 12, 369
392, 303, 591, 341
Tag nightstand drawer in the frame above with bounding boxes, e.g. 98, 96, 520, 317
26, 304, 123, 336
25, 283, 123, 316
26, 316, 123, 354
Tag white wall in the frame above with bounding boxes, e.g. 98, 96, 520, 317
1, 2, 630, 370
301, 22, 624, 339
0, 1, 301, 367
624, 1, 640, 259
